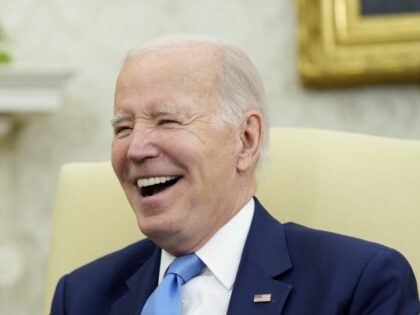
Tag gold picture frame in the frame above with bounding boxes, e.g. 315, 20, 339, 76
298, 0, 420, 86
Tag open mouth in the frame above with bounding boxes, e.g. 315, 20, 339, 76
137, 176, 181, 197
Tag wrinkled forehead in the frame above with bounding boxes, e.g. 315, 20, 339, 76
114, 46, 223, 116
118, 45, 222, 90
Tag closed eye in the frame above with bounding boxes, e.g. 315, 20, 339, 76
158, 119, 181, 126
114, 126, 132, 136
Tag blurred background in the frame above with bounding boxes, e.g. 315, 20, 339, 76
0, 0, 419, 314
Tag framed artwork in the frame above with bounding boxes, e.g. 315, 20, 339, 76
298, 0, 420, 86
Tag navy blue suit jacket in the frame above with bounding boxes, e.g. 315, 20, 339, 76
51, 199, 420, 314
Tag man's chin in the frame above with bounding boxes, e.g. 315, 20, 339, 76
137, 217, 175, 239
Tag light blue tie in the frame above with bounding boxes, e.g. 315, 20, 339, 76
141, 253, 205, 315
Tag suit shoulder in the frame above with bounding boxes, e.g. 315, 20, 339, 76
281, 222, 406, 270
66, 238, 157, 288
281, 222, 418, 295
283, 222, 389, 252
51, 239, 159, 313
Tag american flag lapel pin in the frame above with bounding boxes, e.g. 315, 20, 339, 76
253, 293, 272, 303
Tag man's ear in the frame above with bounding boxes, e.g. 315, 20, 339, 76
236, 111, 264, 172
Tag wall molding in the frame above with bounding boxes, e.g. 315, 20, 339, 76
0, 64, 72, 135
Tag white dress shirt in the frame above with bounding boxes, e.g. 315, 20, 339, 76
158, 198, 255, 315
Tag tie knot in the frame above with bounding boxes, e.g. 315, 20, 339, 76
166, 253, 205, 284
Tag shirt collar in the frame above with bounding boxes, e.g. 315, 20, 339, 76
159, 198, 255, 290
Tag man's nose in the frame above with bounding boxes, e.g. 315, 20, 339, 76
126, 129, 160, 162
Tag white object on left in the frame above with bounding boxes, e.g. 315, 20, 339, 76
0, 242, 25, 287
0, 64, 72, 136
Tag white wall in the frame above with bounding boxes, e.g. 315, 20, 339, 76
0, 0, 419, 314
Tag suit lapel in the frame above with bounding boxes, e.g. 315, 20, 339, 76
110, 245, 161, 315
227, 198, 293, 315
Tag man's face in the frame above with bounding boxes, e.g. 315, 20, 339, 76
112, 48, 244, 254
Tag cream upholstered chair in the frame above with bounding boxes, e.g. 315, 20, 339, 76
44, 127, 420, 312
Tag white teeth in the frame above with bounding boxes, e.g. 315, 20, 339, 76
137, 176, 177, 188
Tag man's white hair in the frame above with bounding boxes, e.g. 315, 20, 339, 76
125, 35, 269, 163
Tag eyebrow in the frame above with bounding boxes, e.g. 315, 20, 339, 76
110, 104, 190, 126
110, 113, 132, 127
152, 107, 181, 118
151, 104, 191, 119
